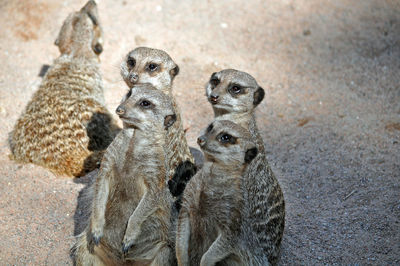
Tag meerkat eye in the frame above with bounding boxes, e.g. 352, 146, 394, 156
126, 89, 132, 98
147, 63, 158, 72
230, 85, 242, 94
219, 133, 232, 143
210, 78, 220, 86
139, 100, 152, 108
127, 57, 136, 68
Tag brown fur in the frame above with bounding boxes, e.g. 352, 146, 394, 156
176, 120, 267, 266
205, 69, 285, 265
72, 84, 177, 265
9, 0, 118, 177
120, 47, 194, 183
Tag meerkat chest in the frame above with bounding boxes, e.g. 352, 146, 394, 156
190, 168, 243, 227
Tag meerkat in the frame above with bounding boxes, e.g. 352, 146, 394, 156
73, 84, 177, 266
205, 69, 285, 265
120, 47, 196, 198
9, 0, 119, 177
176, 120, 269, 266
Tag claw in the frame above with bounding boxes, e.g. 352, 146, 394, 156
93, 235, 102, 246
122, 242, 133, 254
87, 230, 102, 254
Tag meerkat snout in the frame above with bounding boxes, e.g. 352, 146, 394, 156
129, 72, 139, 83
115, 106, 125, 116
197, 135, 207, 147
209, 93, 219, 104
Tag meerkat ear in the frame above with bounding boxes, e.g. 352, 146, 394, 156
164, 114, 177, 129
54, 13, 76, 49
244, 147, 258, 163
82, 0, 99, 26
170, 64, 180, 78
87, 11, 99, 26
253, 87, 265, 106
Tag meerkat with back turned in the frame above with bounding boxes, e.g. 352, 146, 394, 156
205, 69, 285, 265
120, 47, 196, 197
73, 84, 177, 265
176, 120, 268, 265
9, 0, 119, 177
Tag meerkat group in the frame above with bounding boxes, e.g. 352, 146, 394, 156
9, 1, 285, 265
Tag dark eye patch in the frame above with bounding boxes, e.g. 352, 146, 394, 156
127, 57, 136, 68
126, 89, 132, 98
147, 63, 158, 71
217, 132, 237, 144
228, 84, 245, 95
210, 78, 219, 86
209, 72, 220, 87
206, 123, 213, 133
139, 99, 153, 109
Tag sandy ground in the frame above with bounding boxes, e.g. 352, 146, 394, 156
0, 0, 399, 264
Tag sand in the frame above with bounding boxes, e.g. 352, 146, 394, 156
0, 0, 399, 264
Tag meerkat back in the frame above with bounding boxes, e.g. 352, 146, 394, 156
9, 0, 119, 177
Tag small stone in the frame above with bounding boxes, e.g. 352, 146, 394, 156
0, 106, 6, 115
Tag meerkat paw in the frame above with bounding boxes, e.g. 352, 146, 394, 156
122, 241, 133, 255
87, 222, 104, 253
168, 161, 197, 197
122, 227, 142, 255
86, 229, 103, 254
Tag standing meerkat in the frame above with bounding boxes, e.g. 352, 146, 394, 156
9, 0, 119, 177
73, 84, 177, 265
176, 120, 266, 266
205, 69, 285, 265
120, 47, 196, 197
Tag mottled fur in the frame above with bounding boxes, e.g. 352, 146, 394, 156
72, 84, 177, 265
205, 69, 285, 265
176, 120, 266, 266
9, 0, 119, 177
120, 47, 195, 195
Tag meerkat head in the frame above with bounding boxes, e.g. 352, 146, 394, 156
120, 47, 180, 93
54, 0, 103, 58
197, 120, 258, 167
205, 69, 265, 115
116, 83, 177, 131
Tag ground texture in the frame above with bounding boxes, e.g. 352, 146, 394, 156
0, 0, 399, 264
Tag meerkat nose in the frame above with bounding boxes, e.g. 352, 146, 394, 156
210, 94, 219, 104
129, 72, 139, 82
197, 136, 207, 147
116, 106, 125, 116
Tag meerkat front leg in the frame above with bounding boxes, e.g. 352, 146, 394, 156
122, 192, 156, 253
176, 212, 191, 266
87, 171, 110, 253
200, 233, 233, 266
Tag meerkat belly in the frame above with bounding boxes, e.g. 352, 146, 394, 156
103, 183, 142, 251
